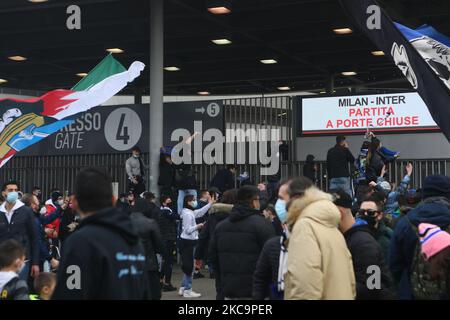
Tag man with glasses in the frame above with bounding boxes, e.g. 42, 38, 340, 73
358, 195, 393, 262
334, 190, 394, 300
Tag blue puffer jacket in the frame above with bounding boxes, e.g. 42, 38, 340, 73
389, 197, 450, 299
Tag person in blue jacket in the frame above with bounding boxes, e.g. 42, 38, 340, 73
21, 193, 63, 271
389, 175, 450, 299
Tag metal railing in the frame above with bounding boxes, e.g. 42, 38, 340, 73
1, 154, 448, 197
193, 159, 450, 191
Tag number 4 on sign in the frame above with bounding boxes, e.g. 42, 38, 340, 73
116, 114, 130, 144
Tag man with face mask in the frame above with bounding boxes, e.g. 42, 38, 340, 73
274, 181, 291, 224
358, 194, 393, 262
126, 146, 146, 198
0, 181, 39, 281
334, 190, 394, 300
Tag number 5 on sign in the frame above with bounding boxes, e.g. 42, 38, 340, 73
104, 108, 142, 151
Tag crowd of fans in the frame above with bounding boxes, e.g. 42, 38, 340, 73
1, 133, 450, 300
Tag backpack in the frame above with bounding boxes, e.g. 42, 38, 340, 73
408, 218, 450, 300
1, 276, 29, 300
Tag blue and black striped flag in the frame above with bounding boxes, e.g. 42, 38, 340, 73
340, 0, 450, 142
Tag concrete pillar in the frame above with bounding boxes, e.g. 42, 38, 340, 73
149, 0, 164, 195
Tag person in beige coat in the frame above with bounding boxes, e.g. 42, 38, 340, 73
284, 186, 356, 300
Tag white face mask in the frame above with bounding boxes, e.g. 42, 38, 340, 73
17, 261, 25, 274
57, 199, 64, 206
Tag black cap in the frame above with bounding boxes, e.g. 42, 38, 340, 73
330, 189, 353, 209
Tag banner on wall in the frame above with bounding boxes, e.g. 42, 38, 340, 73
299, 92, 439, 135
0, 55, 145, 167
20, 100, 224, 156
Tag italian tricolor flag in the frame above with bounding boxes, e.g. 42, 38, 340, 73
0, 55, 145, 167
52, 54, 145, 119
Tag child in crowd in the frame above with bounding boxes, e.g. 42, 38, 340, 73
30, 272, 57, 300
0, 240, 29, 300
418, 223, 450, 299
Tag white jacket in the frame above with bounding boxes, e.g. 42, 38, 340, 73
180, 203, 212, 240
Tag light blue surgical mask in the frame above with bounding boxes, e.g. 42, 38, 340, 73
6, 191, 19, 204
191, 200, 198, 209
275, 199, 287, 223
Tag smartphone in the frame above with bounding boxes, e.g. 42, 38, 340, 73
64, 190, 69, 201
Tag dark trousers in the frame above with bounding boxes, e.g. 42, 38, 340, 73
215, 273, 224, 300
180, 238, 197, 276
161, 240, 176, 284
148, 271, 161, 300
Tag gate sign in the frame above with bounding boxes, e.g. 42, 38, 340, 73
300, 92, 439, 135
104, 107, 143, 151
20, 100, 223, 156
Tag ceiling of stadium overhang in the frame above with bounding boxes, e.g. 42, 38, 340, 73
0, 0, 448, 96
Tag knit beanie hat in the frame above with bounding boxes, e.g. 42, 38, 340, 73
330, 189, 352, 209
379, 181, 391, 194
423, 175, 450, 199
51, 191, 63, 203
418, 223, 450, 260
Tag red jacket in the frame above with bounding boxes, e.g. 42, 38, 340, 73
45, 201, 61, 239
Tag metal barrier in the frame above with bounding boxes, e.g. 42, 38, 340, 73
193, 159, 450, 191
0, 153, 148, 197
1, 154, 448, 197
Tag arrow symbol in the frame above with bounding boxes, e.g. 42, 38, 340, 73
195, 107, 205, 114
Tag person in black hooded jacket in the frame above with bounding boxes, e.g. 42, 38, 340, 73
196, 189, 237, 299
52, 168, 149, 300
333, 189, 394, 300
141, 192, 161, 220
158, 150, 176, 199
130, 198, 165, 300
209, 185, 275, 299
252, 235, 283, 300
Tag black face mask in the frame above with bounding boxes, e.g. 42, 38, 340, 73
357, 214, 378, 229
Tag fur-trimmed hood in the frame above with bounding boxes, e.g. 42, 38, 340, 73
208, 203, 234, 215
287, 187, 340, 229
